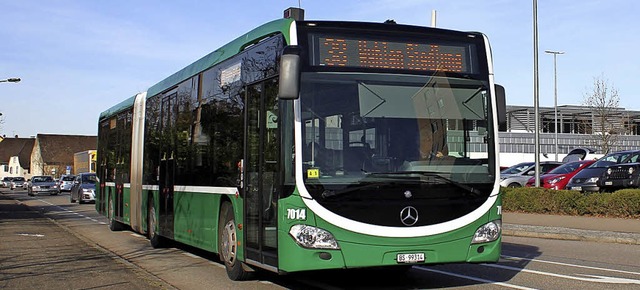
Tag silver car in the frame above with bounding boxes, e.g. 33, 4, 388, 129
2, 177, 13, 188
500, 161, 562, 187
10, 177, 27, 190
27, 175, 60, 196
59, 175, 76, 192
69, 173, 97, 204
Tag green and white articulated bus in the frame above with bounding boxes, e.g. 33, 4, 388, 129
96, 8, 506, 280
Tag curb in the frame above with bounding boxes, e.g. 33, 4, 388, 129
503, 223, 640, 245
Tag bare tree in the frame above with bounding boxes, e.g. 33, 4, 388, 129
582, 74, 625, 154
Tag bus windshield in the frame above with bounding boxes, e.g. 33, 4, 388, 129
300, 71, 495, 194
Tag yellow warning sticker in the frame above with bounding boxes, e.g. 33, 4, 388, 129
307, 168, 320, 179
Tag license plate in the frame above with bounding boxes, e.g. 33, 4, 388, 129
396, 253, 425, 263
571, 186, 582, 191
605, 181, 612, 185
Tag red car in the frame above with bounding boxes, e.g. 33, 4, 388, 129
526, 159, 596, 190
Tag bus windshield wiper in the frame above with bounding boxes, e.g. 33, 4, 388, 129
368, 171, 484, 196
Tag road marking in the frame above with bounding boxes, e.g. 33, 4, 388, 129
17, 233, 45, 237
484, 263, 640, 284
34, 199, 104, 224
415, 267, 537, 290
502, 255, 640, 276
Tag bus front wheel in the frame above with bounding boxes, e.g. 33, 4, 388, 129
218, 202, 253, 281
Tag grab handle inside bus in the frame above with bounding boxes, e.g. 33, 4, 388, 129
278, 45, 301, 100
495, 84, 506, 131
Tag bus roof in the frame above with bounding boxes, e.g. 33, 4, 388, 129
99, 94, 137, 120
99, 18, 294, 120
146, 18, 294, 98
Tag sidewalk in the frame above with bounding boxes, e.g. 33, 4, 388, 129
503, 211, 640, 245
0, 192, 170, 289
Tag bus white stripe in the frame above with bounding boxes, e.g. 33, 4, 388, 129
139, 184, 236, 195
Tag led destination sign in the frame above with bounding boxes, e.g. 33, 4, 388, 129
315, 36, 473, 73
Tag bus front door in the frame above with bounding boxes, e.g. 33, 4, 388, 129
244, 79, 279, 268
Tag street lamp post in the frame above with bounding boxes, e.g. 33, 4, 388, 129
533, 0, 541, 187
0, 77, 21, 83
545, 50, 564, 161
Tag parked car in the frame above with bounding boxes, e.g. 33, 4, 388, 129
27, 175, 60, 196
566, 150, 640, 192
500, 161, 562, 188
70, 172, 97, 204
597, 160, 640, 191
2, 177, 13, 188
526, 159, 596, 190
58, 174, 76, 192
10, 176, 27, 190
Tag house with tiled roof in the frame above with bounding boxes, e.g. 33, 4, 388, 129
30, 134, 97, 177
0, 137, 36, 179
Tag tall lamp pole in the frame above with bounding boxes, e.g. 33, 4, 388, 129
545, 50, 564, 161
533, 0, 541, 186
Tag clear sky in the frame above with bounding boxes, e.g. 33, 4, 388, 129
1, 0, 638, 138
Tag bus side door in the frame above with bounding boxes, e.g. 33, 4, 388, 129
244, 78, 280, 267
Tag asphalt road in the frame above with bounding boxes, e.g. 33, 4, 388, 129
1, 188, 639, 289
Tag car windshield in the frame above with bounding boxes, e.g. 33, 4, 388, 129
33, 176, 53, 183
590, 151, 640, 168
13, 177, 25, 181
62, 176, 75, 181
82, 175, 97, 184
547, 161, 583, 174
501, 162, 534, 175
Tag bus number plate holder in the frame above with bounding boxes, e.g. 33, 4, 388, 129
396, 253, 425, 263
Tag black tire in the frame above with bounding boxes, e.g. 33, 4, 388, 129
108, 197, 123, 231
507, 182, 521, 188
148, 199, 165, 248
218, 202, 253, 281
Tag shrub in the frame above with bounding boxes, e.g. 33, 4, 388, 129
501, 187, 640, 218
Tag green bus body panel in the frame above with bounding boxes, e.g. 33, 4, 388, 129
277, 192, 502, 272
169, 190, 244, 259
146, 18, 294, 98
122, 187, 131, 224
172, 191, 222, 251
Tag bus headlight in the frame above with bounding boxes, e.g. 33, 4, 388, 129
289, 225, 340, 249
471, 220, 501, 244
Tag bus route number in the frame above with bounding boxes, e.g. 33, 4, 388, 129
287, 208, 307, 220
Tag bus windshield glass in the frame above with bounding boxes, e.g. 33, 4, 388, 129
300, 71, 495, 198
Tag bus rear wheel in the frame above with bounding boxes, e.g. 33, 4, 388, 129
108, 197, 123, 231
148, 200, 165, 248
218, 202, 252, 281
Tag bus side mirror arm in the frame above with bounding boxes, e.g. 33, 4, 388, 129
278, 46, 301, 100
495, 84, 507, 131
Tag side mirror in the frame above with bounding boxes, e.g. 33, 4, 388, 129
278, 46, 301, 100
495, 84, 506, 131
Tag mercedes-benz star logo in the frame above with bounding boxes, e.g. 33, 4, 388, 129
400, 206, 419, 226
